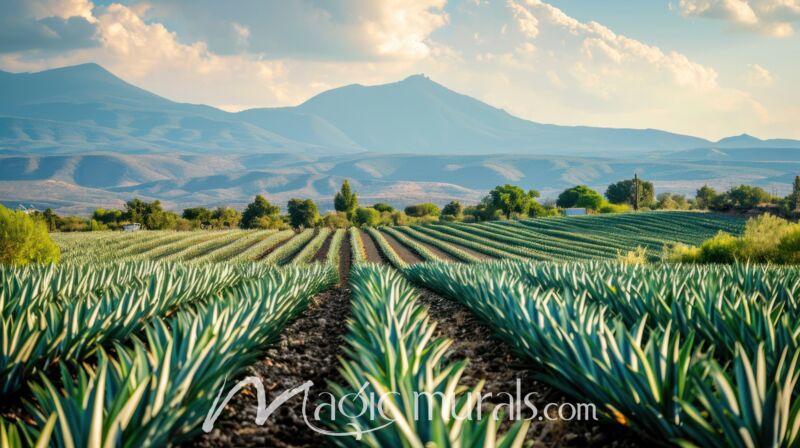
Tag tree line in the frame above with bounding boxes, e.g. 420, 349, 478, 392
21, 175, 800, 232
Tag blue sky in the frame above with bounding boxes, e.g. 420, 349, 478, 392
1, 0, 798, 139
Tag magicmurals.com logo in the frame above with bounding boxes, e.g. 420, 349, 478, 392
202, 377, 598, 439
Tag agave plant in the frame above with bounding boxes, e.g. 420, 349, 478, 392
22, 264, 336, 447
680, 344, 800, 448
327, 264, 529, 447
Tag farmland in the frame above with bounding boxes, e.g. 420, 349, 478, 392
6, 211, 795, 447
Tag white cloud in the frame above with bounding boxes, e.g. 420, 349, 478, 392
0, 0, 795, 138
679, 0, 800, 37
746, 63, 774, 86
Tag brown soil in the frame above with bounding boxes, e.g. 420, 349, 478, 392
415, 289, 643, 448
310, 231, 334, 263
193, 287, 351, 448
338, 232, 351, 286
401, 233, 457, 262
379, 230, 423, 264
256, 232, 295, 261
359, 230, 386, 264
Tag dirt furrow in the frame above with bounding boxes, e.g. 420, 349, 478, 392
310, 231, 334, 263
379, 230, 424, 264
415, 288, 641, 447
359, 229, 387, 264
195, 291, 350, 448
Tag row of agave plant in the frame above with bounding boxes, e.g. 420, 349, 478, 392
1, 263, 336, 447
1, 262, 253, 396
406, 260, 800, 447
327, 264, 529, 447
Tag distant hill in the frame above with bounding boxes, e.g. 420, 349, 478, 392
6, 63, 799, 156
3, 151, 798, 214
2, 63, 800, 214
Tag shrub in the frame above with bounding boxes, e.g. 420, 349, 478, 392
662, 242, 701, 263
404, 202, 441, 218
372, 202, 394, 213
353, 207, 381, 227
321, 211, 350, 228
778, 227, 800, 264
698, 232, 742, 263
598, 202, 630, 214
616, 246, 647, 265
0, 205, 60, 265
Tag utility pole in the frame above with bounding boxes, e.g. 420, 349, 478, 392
632, 173, 640, 211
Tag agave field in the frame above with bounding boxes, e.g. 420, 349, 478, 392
6, 211, 794, 448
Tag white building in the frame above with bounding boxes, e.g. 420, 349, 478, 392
123, 223, 141, 232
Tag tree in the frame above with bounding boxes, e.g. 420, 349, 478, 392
792, 176, 800, 212
240, 195, 280, 229
211, 207, 241, 229
334, 180, 358, 217
123, 199, 176, 230
556, 185, 604, 210
605, 178, 655, 207
442, 201, 463, 218
287, 199, 319, 229
695, 185, 718, 209
372, 203, 394, 213
0, 205, 60, 265
725, 185, 772, 209
183, 207, 212, 223
487, 185, 540, 219
405, 203, 441, 218
353, 207, 381, 227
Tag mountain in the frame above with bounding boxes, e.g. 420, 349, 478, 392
715, 134, 800, 149
282, 74, 713, 154
0, 63, 338, 154
2, 63, 800, 214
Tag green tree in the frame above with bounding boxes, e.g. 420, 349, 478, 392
487, 185, 540, 219
123, 199, 176, 230
334, 180, 358, 217
240, 195, 280, 229
605, 178, 655, 207
695, 185, 718, 209
442, 201, 463, 218
211, 207, 241, 229
182, 207, 212, 224
556, 185, 604, 210
404, 203, 441, 218
724, 185, 773, 209
0, 205, 60, 265
287, 199, 319, 229
353, 207, 381, 227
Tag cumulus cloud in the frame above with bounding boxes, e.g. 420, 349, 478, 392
0, 0, 794, 138
0, 0, 98, 53
678, 0, 800, 37
746, 63, 774, 86
137, 0, 449, 60
442, 0, 770, 138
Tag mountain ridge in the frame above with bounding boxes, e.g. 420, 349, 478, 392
3, 63, 797, 156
